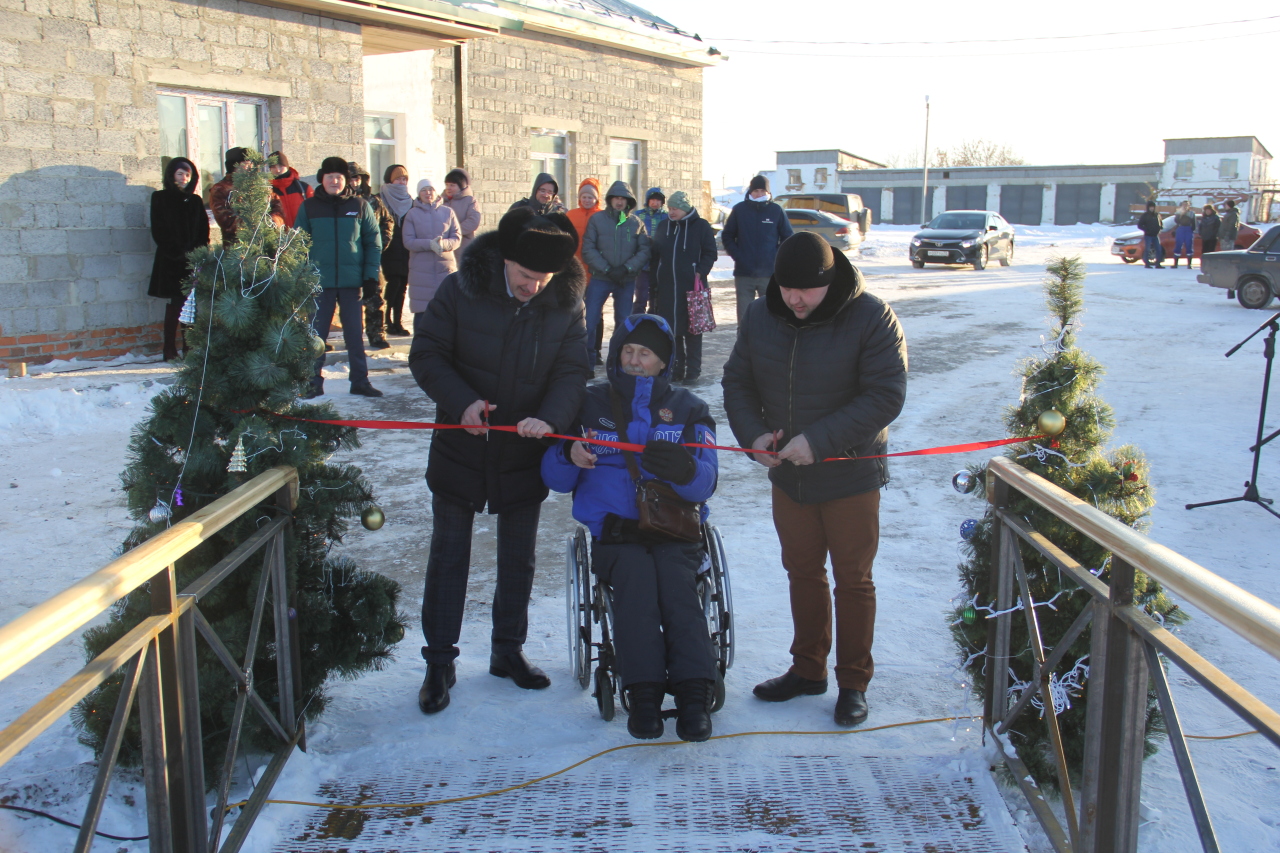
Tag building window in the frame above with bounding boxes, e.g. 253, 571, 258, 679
157, 89, 269, 201
786, 169, 803, 190
609, 139, 642, 190
1218, 158, 1239, 180
814, 167, 828, 188
365, 115, 398, 192
531, 130, 569, 195
1174, 160, 1194, 179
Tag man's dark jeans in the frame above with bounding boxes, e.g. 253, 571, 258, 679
1143, 235, 1164, 267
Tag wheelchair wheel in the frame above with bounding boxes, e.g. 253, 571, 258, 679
702, 525, 735, 673
712, 670, 725, 713
594, 666, 616, 721
565, 527, 592, 689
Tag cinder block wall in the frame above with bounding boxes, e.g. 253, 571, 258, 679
0, 0, 363, 364
433, 31, 704, 233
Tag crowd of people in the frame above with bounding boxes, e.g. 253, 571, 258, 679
148, 153, 909, 744
1136, 197, 1239, 269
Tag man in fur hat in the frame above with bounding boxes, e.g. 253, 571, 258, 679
409, 207, 590, 714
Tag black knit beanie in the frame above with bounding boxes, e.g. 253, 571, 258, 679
444, 168, 470, 189
497, 208, 578, 274
622, 317, 673, 366
748, 175, 770, 195
317, 157, 350, 182
774, 232, 837, 290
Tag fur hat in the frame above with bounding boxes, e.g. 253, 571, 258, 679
667, 191, 693, 213
225, 147, 250, 174
773, 232, 837, 290
444, 168, 470, 189
622, 317, 672, 366
497, 208, 578, 274
317, 157, 351, 182
748, 175, 770, 195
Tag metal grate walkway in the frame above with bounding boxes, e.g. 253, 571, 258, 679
270, 752, 1027, 852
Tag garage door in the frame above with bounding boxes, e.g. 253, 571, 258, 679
1000, 185, 1044, 226
1114, 182, 1154, 225
1054, 184, 1101, 225
843, 187, 881, 227
893, 186, 935, 225
945, 185, 987, 211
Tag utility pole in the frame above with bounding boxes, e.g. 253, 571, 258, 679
921, 95, 930, 224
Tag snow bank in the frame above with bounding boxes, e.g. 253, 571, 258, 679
0, 380, 159, 441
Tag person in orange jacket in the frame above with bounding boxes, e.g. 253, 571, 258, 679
567, 177, 604, 360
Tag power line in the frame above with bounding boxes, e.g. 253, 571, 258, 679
706, 13, 1279, 46
725, 25, 1279, 59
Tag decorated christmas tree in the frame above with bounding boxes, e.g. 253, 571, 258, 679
950, 255, 1182, 791
73, 151, 406, 781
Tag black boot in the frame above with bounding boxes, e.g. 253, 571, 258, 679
834, 688, 868, 727
625, 682, 665, 740
752, 670, 827, 702
418, 660, 456, 714
673, 678, 715, 742
1172, 257, 1179, 268
489, 651, 551, 689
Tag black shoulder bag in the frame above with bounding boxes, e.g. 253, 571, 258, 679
609, 387, 702, 544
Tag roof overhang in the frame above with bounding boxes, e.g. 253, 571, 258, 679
492, 0, 722, 67
247, 0, 520, 53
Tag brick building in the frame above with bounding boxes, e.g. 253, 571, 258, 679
0, 0, 717, 365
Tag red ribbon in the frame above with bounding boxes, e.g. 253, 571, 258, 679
271, 412, 1043, 462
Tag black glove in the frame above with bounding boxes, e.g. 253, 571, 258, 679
607, 264, 629, 283
640, 439, 696, 485
360, 278, 379, 305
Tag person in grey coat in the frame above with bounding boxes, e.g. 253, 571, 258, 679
403, 178, 462, 316
443, 167, 482, 255
1220, 198, 1241, 250
582, 180, 651, 365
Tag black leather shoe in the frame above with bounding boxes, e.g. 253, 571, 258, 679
418, 662, 456, 714
300, 384, 323, 400
673, 678, 714, 742
753, 670, 828, 702
368, 337, 393, 350
489, 651, 550, 689
835, 688, 868, 726
350, 383, 383, 397
625, 682, 665, 740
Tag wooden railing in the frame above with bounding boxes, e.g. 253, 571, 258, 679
0, 466, 302, 853
984, 456, 1280, 853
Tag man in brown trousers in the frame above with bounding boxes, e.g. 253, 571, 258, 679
722, 231, 907, 726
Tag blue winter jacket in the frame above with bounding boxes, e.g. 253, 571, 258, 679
721, 196, 794, 278
636, 187, 669, 237
542, 314, 718, 538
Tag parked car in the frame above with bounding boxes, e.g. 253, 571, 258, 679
709, 202, 731, 251
910, 210, 1014, 270
775, 193, 871, 235
1110, 220, 1261, 263
784, 208, 856, 251
1197, 224, 1280, 309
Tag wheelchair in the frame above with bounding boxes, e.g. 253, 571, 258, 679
565, 523, 734, 721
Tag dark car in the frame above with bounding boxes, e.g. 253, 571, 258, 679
1198, 224, 1280, 309
910, 210, 1014, 270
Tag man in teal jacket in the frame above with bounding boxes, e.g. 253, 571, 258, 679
296, 157, 384, 398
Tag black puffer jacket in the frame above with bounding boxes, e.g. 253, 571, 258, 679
409, 230, 590, 513
722, 251, 908, 504
649, 208, 718, 336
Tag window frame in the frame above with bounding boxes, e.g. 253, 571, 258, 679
156, 87, 270, 201
1174, 159, 1194, 179
608, 137, 643, 190
531, 129, 570, 196
364, 113, 401, 193
1218, 158, 1239, 180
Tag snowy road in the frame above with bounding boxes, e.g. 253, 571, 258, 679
0, 225, 1277, 851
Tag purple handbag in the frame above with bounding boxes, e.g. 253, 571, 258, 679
686, 273, 716, 336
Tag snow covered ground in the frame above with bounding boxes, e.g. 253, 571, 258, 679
0, 224, 1278, 851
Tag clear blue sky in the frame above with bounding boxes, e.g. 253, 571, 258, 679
638, 0, 1280, 187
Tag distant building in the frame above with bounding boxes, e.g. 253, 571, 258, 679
0, 0, 719, 365
760, 136, 1274, 228
758, 150, 886, 194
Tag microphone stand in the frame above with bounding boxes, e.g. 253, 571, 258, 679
1186, 309, 1280, 519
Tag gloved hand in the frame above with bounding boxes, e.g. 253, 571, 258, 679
360, 278, 379, 305
613, 265, 631, 283
429, 238, 442, 254
640, 439, 696, 485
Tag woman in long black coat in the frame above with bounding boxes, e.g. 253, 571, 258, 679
149, 157, 210, 360
649, 191, 718, 382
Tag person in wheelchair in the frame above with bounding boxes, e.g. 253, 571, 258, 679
542, 314, 720, 742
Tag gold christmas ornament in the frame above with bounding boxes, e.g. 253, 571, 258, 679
1037, 409, 1067, 437
361, 505, 385, 531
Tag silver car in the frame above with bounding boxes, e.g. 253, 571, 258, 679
784, 208, 855, 250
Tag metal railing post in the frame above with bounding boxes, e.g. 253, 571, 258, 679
137, 639, 173, 853
178, 605, 209, 852
150, 564, 202, 853
1080, 557, 1148, 853
984, 472, 1013, 729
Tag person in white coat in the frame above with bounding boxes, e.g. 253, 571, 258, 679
403, 178, 462, 319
